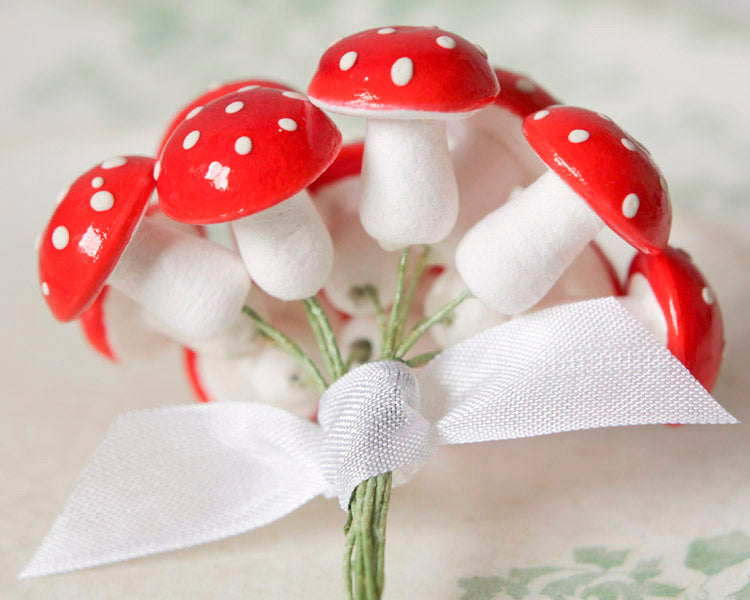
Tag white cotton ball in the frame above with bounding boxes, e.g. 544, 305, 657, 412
324, 207, 400, 316
190, 346, 319, 419
536, 243, 620, 310
340, 317, 382, 366
311, 177, 359, 228
98, 288, 172, 361
424, 268, 508, 348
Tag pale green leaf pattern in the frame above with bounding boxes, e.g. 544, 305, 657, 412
458, 576, 506, 600
639, 581, 684, 597
542, 572, 600, 598
575, 547, 629, 571
582, 581, 642, 600
685, 531, 750, 575
628, 559, 662, 584
457, 532, 750, 599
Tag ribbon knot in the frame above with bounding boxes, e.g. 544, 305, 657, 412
318, 361, 435, 506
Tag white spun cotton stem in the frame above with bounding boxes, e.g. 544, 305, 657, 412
359, 118, 459, 250
456, 170, 603, 314
109, 219, 251, 340
232, 191, 333, 301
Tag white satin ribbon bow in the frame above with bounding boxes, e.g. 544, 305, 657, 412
20, 298, 737, 578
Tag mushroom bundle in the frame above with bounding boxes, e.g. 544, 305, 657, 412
34, 25, 727, 600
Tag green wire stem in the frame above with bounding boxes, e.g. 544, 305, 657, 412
382, 248, 410, 358
304, 296, 346, 379
241, 305, 327, 392
394, 289, 470, 359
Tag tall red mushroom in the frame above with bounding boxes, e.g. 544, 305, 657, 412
456, 105, 671, 314
157, 86, 341, 301
435, 68, 560, 263
308, 26, 498, 249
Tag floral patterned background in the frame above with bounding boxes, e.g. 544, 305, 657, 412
1, 0, 748, 597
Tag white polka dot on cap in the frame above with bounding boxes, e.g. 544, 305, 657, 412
90, 190, 115, 212
52, 225, 70, 250
183, 130, 200, 150
339, 51, 357, 71
225, 101, 244, 114
101, 157, 127, 169
390, 57, 414, 86
278, 118, 298, 131
568, 129, 590, 143
622, 193, 640, 218
234, 136, 252, 155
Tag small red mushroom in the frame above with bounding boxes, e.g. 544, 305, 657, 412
157, 86, 341, 301
308, 26, 498, 249
436, 68, 560, 263
38, 156, 250, 339
618, 247, 724, 391
456, 105, 671, 315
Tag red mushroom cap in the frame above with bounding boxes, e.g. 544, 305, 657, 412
39, 156, 155, 321
156, 86, 342, 224
627, 247, 724, 391
523, 105, 671, 254
307, 26, 499, 118
184, 348, 212, 403
307, 140, 364, 195
492, 67, 560, 118
79, 286, 117, 361
156, 79, 296, 157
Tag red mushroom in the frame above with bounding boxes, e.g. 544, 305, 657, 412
156, 78, 295, 157
156, 86, 341, 301
618, 247, 724, 391
307, 26, 498, 249
436, 68, 560, 263
456, 105, 671, 314
38, 156, 251, 339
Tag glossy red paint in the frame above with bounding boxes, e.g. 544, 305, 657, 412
492, 67, 560, 118
79, 286, 117, 361
39, 156, 155, 321
523, 105, 671, 254
308, 26, 498, 115
183, 348, 212, 403
156, 79, 297, 157
307, 140, 364, 195
627, 247, 724, 391
157, 86, 342, 224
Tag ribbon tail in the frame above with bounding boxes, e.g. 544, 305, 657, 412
421, 297, 738, 445
20, 402, 326, 579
